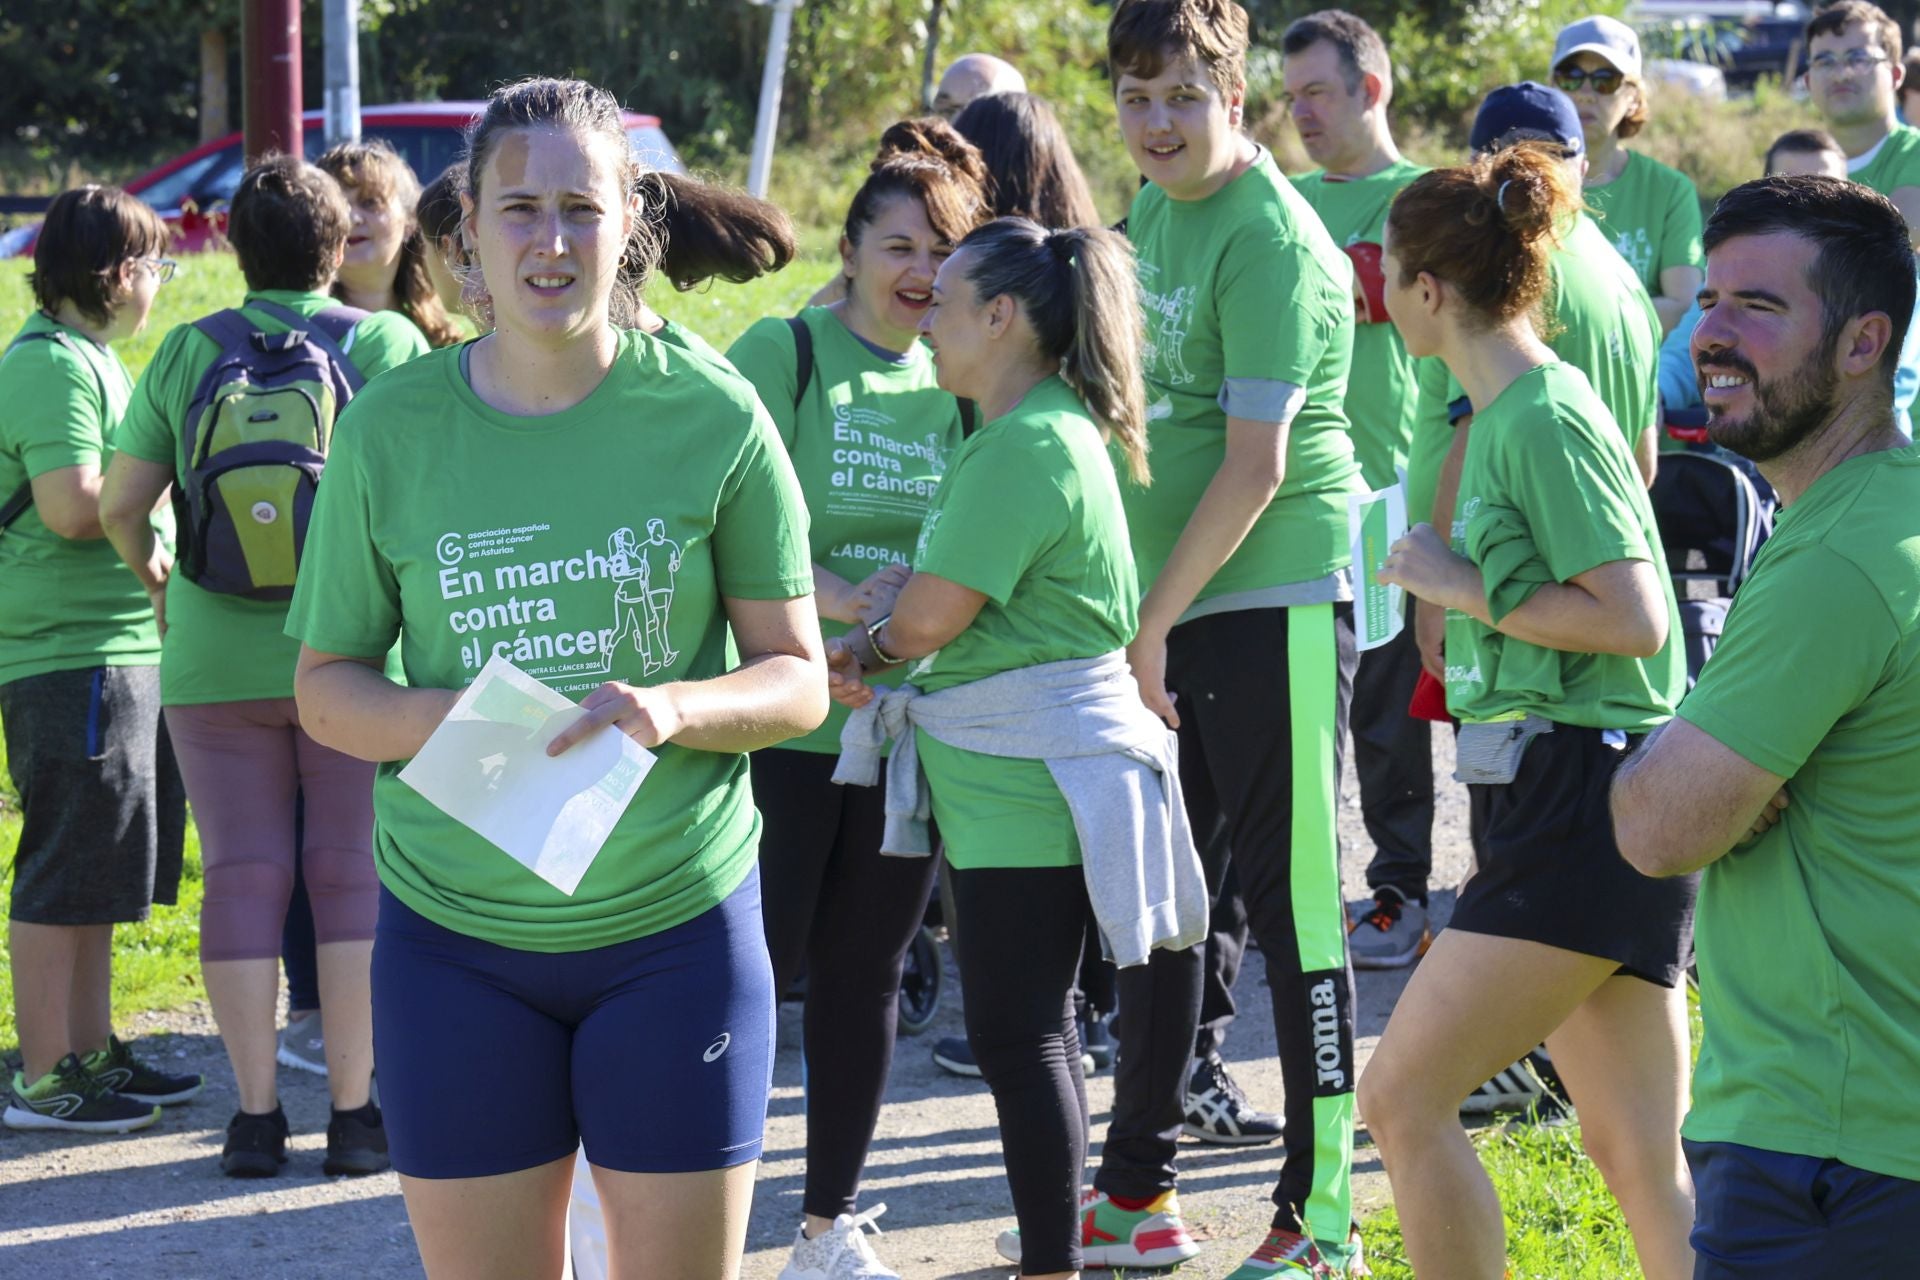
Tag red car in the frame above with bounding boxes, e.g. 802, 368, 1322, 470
1, 101, 680, 257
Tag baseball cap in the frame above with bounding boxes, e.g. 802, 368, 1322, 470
1552, 15, 1642, 77
1470, 81, 1587, 157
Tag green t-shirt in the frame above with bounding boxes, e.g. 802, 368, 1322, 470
1548, 214, 1662, 448
727, 307, 963, 753
1848, 122, 1920, 199
1675, 446, 1920, 1180
116, 290, 430, 704
1445, 362, 1682, 730
285, 330, 814, 951
1582, 151, 1704, 295
654, 317, 725, 364
1404, 355, 1456, 531
0, 314, 166, 686
908, 376, 1137, 871
1291, 158, 1429, 491
1124, 150, 1362, 603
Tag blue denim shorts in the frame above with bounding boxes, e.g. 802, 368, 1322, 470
372, 867, 774, 1179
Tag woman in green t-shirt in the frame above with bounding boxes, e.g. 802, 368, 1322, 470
316, 139, 462, 348
286, 78, 825, 1278
827, 217, 1204, 1279
1365, 144, 1695, 1280
1550, 14, 1704, 333
724, 117, 984, 1276
0, 185, 201, 1137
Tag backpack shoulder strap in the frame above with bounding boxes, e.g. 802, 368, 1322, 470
0, 482, 33, 536
787, 314, 814, 409
191, 308, 263, 353
8, 327, 110, 411
243, 299, 368, 393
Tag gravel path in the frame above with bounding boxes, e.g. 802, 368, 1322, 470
0, 737, 1472, 1279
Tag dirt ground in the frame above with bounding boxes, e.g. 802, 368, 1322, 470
0, 737, 1473, 1280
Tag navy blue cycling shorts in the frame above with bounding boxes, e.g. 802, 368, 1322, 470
371, 867, 775, 1180
1687, 1138, 1918, 1278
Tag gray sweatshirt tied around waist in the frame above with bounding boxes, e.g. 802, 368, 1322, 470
831, 651, 1207, 968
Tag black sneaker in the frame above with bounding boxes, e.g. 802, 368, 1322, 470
1080, 1012, 1116, 1072
932, 1035, 983, 1078
1183, 1052, 1282, 1146
222, 1106, 290, 1178
1461, 1047, 1574, 1122
83, 1035, 203, 1106
323, 1101, 390, 1177
3, 1054, 160, 1134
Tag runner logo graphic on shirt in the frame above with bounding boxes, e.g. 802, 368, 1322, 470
1612, 228, 1654, 283
608, 521, 681, 676
1136, 260, 1197, 387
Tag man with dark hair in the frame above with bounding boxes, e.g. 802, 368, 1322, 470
1805, 0, 1920, 237
1614, 175, 1920, 1276
1282, 10, 1438, 974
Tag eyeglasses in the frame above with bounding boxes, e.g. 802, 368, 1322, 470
139, 258, 180, 284
1808, 50, 1892, 76
1552, 66, 1625, 95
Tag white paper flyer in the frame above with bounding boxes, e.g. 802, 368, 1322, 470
398, 655, 654, 895
1348, 482, 1409, 652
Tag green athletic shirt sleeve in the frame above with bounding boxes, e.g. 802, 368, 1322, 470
1503, 404, 1654, 591
915, 435, 1063, 604
1658, 163, 1706, 277
713, 408, 816, 599
1678, 546, 1895, 778
5, 338, 111, 476
115, 323, 198, 466
1220, 231, 1341, 402
287, 417, 400, 658
724, 317, 801, 449
342, 309, 432, 378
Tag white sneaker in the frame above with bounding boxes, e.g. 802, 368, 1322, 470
777, 1203, 899, 1280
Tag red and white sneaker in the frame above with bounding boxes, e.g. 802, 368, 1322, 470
994, 1187, 1202, 1269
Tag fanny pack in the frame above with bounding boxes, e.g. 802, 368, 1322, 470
1454, 713, 1557, 786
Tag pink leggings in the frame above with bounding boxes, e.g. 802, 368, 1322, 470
165, 698, 377, 962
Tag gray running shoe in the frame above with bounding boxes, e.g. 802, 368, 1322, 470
1347, 891, 1432, 970
4, 1054, 160, 1134
277, 1010, 327, 1076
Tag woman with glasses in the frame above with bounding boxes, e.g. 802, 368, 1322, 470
0, 186, 198, 1136
1550, 15, 1703, 335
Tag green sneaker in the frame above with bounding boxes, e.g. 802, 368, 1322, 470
1222, 1228, 1339, 1279
3, 1054, 161, 1134
995, 1188, 1202, 1268
83, 1035, 204, 1106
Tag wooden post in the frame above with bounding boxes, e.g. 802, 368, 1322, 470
242, 0, 303, 164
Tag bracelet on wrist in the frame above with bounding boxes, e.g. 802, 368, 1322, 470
865, 614, 907, 666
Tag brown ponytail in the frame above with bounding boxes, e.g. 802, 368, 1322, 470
1385, 142, 1580, 327
637, 172, 798, 291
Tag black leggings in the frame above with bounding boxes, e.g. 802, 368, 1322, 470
751, 747, 939, 1221
952, 864, 1202, 1271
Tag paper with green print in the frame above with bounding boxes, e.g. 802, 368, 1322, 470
398, 654, 656, 895
1347, 482, 1406, 651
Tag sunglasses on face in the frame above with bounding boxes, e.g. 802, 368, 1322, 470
1553, 66, 1625, 95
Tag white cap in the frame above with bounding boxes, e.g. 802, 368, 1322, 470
1553, 15, 1642, 78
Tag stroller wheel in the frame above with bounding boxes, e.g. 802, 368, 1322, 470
896, 925, 943, 1036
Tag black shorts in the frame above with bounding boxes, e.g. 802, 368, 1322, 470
1453, 723, 1696, 987
2, 665, 186, 925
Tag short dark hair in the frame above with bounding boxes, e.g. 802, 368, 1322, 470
29, 186, 168, 326
1704, 175, 1916, 398
1763, 127, 1846, 174
1280, 10, 1390, 95
227, 154, 351, 292
1805, 1, 1902, 66
1108, 0, 1250, 99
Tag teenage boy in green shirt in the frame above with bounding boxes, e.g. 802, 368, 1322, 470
1282, 9, 1437, 975
1615, 176, 1920, 1274
1101, 2, 1364, 1274
1805, 0, 1920, 240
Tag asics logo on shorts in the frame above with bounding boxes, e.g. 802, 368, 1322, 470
703, 1033, 731, 1062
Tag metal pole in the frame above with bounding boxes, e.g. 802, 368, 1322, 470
242, 0, 303, 164
323, 0, 361, 147
747, 0, 800, 198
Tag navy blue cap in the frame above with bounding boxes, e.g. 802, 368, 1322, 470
1469, 81, 1584, 158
